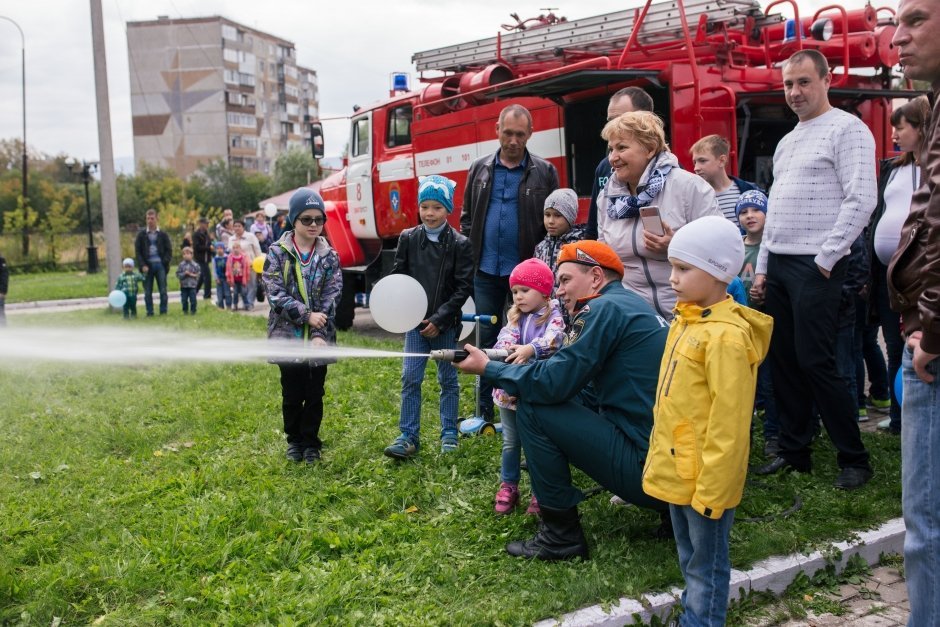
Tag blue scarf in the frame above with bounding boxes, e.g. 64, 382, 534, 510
606, 153, 674, 220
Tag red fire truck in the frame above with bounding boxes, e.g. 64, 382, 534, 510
310, 0, 912, 329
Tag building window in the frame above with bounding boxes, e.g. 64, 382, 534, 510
222, 24, 237, 40
387, 105, 412, 148
228, 113, 255, 127
352, 116, 370, 157
223, 48, 238, 63
224, 70, 238, 85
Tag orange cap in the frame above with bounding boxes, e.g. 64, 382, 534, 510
556, 241, 624, 278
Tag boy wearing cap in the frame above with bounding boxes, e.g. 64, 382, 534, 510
114, 258, 144, 319
262, 188, 343, 464
457, 240, 670, 561
736, 190, 781, 456
737, 190, 768, 304
533, 188, 586, 275
384, 175, 474, 459
642, 216, 772, 626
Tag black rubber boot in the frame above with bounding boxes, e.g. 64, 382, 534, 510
505, 506, 589, 561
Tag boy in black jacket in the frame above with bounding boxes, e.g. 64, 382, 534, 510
384, 175, 474, 459
0, 251, 8, 326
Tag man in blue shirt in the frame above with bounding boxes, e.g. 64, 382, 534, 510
460, 104, 559, 418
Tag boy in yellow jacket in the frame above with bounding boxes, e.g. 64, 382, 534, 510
642, 216, 772, 626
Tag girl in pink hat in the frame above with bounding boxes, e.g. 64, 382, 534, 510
492, 258, 566, 515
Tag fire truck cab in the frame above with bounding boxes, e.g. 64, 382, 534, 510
315, 0, 913, 329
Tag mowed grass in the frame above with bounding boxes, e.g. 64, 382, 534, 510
5, 270, 115, 303
0, 307, 903, 625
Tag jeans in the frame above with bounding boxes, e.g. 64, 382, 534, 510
279, 362, 327, 449
499, 407, 521, 483
855, 295, 889, 405
196, 260, 212, 299
232, 283, 251, 309
473, 271, 511, 419
0, 295, 6, 326
143, 261, 168, 315
216, 280, 232, 309
873, 264, 904, 428
756, 360, 779, 440
901, 345, 940, 627
671, 504, 736, 627
399, 327, 459, 445
835, 323, 859, 416
122, 297, 137, 318
765, 254, 869, 471
180, 287, 197, 313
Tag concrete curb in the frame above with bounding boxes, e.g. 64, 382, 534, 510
7, 292, 184, 311
534, 517, 906, 626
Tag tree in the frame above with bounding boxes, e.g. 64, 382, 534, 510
191, 160, 271, 215
272, 148, 320, 194
42, 194, 80, 267
3, 195, 38, 255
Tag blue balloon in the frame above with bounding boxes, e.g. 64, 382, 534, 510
108, 290, 127, 308
894, 368, 903, 406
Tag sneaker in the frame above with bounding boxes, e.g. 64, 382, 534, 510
440, 429, 458, 454
525, 495, 541, 516
763, 437, 780, 458
610, 495, 629, 506
303, 447, 321, 464
858, 407, 869, 422
867, 395, 891, 411
286, 443, 304, 462
494, 482, 520, 515
384, 435, 417, 459
877, 418, 892, 431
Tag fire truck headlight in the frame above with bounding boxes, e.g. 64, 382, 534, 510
811, 18, 834, 41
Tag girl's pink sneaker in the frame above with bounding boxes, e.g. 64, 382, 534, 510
525, 494, 541, 516
494, 482, 520, 515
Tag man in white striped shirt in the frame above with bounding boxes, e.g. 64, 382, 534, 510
752, 49, 876, 490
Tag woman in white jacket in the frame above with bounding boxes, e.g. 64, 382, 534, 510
598, 112, 722, 318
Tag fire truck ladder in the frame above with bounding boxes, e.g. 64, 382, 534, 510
412, 0, 781, 73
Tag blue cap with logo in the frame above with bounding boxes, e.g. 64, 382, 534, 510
288, 188, 326, 227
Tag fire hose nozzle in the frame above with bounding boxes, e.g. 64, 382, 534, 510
429, 349, 511, 362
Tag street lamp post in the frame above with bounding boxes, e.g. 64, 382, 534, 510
66, 158, 100, 274
0, 16, 28, 256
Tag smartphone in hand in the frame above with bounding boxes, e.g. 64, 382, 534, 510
639, 206, 665, 236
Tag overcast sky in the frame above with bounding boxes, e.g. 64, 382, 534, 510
0, 0, 876, 169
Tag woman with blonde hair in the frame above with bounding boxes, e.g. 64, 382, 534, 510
597, 111, 722, 318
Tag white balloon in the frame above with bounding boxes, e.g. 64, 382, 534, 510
108, 290, 127, 308
369, 274, 428, 334
263, 203, 278, 218
459, 296, 476, 341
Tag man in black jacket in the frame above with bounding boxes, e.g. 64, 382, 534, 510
460, 104, 558, 418
134, 208, 173, 316
192, 217, 213, 300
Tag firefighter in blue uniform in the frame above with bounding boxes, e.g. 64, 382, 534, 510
457, 240, 669, 561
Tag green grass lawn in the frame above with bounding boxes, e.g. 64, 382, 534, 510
0, 307, 903, 625
5, 270, 114, 303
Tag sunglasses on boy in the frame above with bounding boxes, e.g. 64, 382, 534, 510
297, 215, 326, 226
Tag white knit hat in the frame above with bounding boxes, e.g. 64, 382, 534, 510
668, 216, 744, 284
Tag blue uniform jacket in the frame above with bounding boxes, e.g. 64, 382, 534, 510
484, 281, 668, 455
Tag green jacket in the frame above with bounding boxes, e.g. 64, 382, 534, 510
115, 271, 144, 298
484, 281, 668, 455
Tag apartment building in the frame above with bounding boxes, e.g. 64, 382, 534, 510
127, 16, 319, 178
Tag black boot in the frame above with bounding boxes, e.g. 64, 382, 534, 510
505, 506, 589, 561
